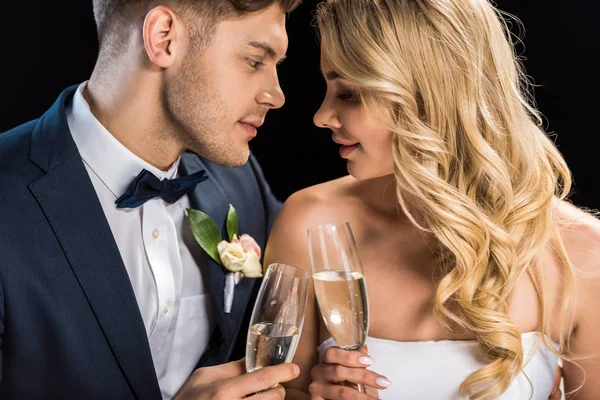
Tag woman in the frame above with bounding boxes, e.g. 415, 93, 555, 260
264, 0, 600, 398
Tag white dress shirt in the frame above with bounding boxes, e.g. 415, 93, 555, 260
66, 82, 216, 399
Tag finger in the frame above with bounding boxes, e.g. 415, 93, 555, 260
366, 386, 379, 398
359, 345, 369, 354
313, 364, 391, 390
228, 363, 300, 396
551, 366, 562, 391
246, 385, 286, 400
555, 365, 563, 379
548, 366, 563, 400
323, 346, 373, 368
191, 359, 246, 382
309, 381, 379, 400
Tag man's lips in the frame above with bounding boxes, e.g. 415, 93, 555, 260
238, 120, 263, 138
240, 119, 263, 129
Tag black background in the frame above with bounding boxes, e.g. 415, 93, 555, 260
2, 1, 598, 208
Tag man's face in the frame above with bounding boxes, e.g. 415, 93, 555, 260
164, 4, 287, 167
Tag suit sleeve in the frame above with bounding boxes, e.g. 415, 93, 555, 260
248, 154, 282, 234
0, 273, 4, 382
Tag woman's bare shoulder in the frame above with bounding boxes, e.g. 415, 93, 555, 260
554, 204, 600, 395
277, 175, 362, 229
553, 201, 600, 328
554, 200, 600, 269
264, 176, 362, 268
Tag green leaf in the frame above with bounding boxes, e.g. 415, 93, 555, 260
187, 208, 223, 266
226, 204, 239, 242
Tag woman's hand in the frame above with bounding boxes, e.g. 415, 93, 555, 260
549, 366, 563, 400
308, 346, 391, 400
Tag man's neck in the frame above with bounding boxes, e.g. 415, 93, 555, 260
84, 72, 183, 171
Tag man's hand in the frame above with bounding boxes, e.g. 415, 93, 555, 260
174, 359, 300, 400
308, 346, 390, 400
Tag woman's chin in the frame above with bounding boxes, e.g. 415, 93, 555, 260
347, 162, 392, 181
346, 161, 362, 180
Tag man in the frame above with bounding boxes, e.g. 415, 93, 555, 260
0, 0, 301, 398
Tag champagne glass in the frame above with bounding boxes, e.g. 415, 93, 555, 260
246, 263, 309, 373
308, 222, 370, 393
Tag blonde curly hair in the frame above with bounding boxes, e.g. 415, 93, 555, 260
316, 0, 576, 397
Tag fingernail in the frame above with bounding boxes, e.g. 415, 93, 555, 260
376, 377, 392, 388
358, 356, 373, 366
292, 364, 300, 376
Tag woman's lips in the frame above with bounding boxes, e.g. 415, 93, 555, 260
339, 143, 360, 158
332, 135, 360, 158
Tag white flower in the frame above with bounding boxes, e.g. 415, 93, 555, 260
217, 240, 246, 272
241, 249, 263, 278
217, 234, 263, 277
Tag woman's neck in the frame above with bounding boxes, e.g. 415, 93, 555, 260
356, 174, 424, 224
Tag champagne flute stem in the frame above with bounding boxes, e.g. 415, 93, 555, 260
344, 381, 366, 393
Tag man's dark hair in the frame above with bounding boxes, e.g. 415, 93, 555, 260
93, 0, 302, 53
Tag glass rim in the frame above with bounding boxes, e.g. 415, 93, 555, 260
266, 263, 309, 279
307, 221, 351, 233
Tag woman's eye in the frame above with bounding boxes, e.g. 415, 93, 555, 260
337, 92, 360, 103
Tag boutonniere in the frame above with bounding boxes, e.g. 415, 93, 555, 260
187, 204, 263, 313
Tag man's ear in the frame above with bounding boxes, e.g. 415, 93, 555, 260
142, 6, 184, 68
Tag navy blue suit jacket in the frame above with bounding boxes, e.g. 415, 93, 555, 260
0, 86, 282, 399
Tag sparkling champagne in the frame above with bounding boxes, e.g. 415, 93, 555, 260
313, 270, 368, 349
246, 322, 300, 373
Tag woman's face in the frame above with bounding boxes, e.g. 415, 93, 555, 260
314, 47, 395, 180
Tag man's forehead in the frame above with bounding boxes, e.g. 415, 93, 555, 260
220, 5, 287, 34
217, 12, 288, 57
238, 27, 288, 59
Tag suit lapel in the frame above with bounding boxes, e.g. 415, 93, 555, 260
28, 86, 161, 400
180, 153, 259, 362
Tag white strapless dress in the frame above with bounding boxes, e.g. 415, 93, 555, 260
318, 332, 559, 399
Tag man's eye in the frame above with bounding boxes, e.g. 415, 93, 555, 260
248, 59, 265, 69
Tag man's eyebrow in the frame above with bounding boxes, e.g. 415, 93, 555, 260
247, 41, 287, 64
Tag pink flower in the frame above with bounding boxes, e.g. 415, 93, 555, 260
220, 234, 262, 278
239, 234, 261, 258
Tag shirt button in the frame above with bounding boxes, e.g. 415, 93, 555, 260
163, 305, 169, 314
152, 229, 160, 239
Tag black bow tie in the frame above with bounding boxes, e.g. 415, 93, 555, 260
115, 169, 208, 209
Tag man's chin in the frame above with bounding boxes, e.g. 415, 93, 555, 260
202, 149, 250, 168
